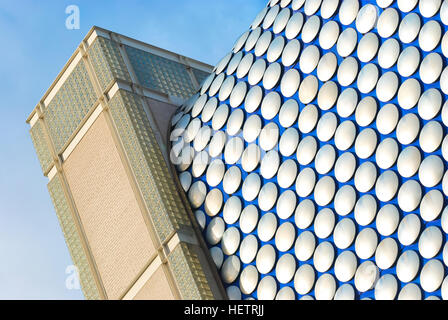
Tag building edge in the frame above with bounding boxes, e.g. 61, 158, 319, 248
26, 26, 225, 300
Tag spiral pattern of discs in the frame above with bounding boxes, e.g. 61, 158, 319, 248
170, 0, 448, 300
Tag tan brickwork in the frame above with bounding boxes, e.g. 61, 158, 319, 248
47, 175, 101, 300
133, 265, 175, 300
63, 113, 156, 299
26, 26, 223, 301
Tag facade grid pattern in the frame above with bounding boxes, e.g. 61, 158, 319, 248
125, 46, 198, 99
29, 120, 53, 172
43, 60, 97, 152
47, 175, 101, 300
88, 37, 132, 91
108, 90, 192, 242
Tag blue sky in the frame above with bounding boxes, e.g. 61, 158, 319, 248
0, 0, 265, 299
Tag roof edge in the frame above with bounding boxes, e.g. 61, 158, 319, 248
27, 26, 213, 123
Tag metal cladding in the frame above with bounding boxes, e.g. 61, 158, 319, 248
171, 0, 448, 300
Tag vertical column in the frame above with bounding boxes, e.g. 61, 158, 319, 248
80, 38, 184, 299
33, 98, 106, 299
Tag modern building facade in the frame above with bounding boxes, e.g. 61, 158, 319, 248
29, 0, 448, 301
27, 26, 226, 300
170, 0, 448, 300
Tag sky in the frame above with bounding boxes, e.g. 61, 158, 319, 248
0, 0, 265, 299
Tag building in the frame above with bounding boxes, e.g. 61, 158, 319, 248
28, 0, 448, 301
169, 0, 448, 300
26, 26, 226, 300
